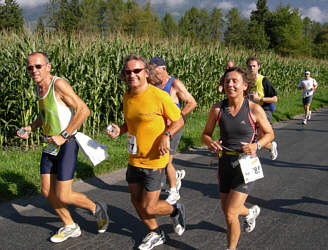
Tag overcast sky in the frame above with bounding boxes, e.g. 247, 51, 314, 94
17, 0, 328, 23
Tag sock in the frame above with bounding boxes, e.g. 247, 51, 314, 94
169, 187, 177, 192
150, 227, 161, 234
65, 223, 76, 229
170, 204, 179, 217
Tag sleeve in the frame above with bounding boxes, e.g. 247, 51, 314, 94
161, 92, 181, 122
313, 78, 318, 86
297, 80, 303, 88
263, 77, 277, 97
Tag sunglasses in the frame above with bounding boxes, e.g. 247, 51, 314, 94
27, 64, 45, 71
305, 73, 310, 75
125, 68, 144, 75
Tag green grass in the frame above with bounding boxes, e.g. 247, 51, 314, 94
1, 87, 328, 203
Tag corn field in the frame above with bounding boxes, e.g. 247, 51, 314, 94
1, 31, 328, 148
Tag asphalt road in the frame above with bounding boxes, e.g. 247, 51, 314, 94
0, 107, 327, 250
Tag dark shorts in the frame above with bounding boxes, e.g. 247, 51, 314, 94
170, 127, 184, 155
264, 110, 273, 125
303, 95, 313, 105
217, 155, 255, 194
40, 138, 79, 181
126, 164, 165, 192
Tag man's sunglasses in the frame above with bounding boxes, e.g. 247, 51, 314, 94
125, 68, 144, 75
27, 64, 45, 71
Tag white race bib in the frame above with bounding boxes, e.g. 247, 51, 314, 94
127, 132, 138, 155
238, 155, 264, 183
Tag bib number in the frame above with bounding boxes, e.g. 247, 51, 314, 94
238, 155, 264, 183
43, 142, 60, 156
127, 133, 138, 155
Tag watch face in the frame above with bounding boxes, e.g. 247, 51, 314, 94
61, 131, 69, 139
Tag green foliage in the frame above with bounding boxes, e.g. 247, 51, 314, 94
0, 0, 24, 32
161, 13, 178, 38
266, 4, 306, 56
224, 8, 249, 47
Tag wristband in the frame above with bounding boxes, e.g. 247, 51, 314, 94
260, 98, 264, 102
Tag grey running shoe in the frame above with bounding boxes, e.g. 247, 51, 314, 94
244, 205, 260, 233
171, 202, 186, 235
308, 111, 312, 120
94, 201, 109, 233
50, 223, 81, 243
176, 169, 186, 191
270, 141, 278, 160
166, 189, 180, 205
138, 230, 166, 250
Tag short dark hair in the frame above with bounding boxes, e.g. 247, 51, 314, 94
246, 56, 260, 66
223, 66, 255, 96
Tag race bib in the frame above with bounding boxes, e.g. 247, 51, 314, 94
238, 155, 264, 183
43, 142, 60, 156
127, 132, 138, 155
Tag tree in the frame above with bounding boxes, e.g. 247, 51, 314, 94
46, 0, 82, 33
245, 0, 271, 50
224, 8, 248, 47
250, 0, 271, 24
313, 24, 328, 59
161, 13, 178, 38
208, 8, 224, 41
0, 0, 24, 32
35, 16, 45, 34
79, 0, 103, 33
266, 4, 306, 56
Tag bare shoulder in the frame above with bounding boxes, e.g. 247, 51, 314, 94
172, 78, 186, 89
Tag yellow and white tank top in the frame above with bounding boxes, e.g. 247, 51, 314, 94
38, 76, 74, 136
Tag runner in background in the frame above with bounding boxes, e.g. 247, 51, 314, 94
298, 70, 318, 125
150, 56, 197, 205
219, 60, 235, 94
246, 56, 278, 160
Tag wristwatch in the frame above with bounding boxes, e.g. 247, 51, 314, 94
256, 142, 261, 150
164, 131, 171, 139
60, 130, 70, 139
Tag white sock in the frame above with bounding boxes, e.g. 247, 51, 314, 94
169, 187, 177, 192
65, 223, 76, 229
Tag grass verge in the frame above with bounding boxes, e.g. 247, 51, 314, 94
1, 87, 328, 202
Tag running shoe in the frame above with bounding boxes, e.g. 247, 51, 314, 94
171, 202, 186, 236
138, 230, 166, 250
308, 111, 312, 120
244, 205, 260, 233
270, 141, 278, 160
166, 189, 180, 205
94, 201, 109, 233
50, 223, 81, 243
303, 118, 307, 125
176, 169, 186, 191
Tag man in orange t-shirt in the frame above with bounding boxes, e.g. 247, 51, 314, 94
106, 54, 186, 249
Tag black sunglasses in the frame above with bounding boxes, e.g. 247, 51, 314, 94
27, 64, 45, 71
125, 68, 144, 75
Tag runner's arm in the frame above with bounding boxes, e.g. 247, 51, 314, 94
173, 79, 197, 117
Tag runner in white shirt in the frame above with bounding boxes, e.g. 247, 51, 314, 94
298, 70, 318, 125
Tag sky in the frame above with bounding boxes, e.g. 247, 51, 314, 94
17, 0, 328, 23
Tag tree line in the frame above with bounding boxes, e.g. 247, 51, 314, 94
1, 0, 328, 59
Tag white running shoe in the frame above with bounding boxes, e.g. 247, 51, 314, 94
244, 205, 260, 233
166, 189, 180, 205
303, 118, 307, 125
138, 230, 166, 250
171, 202, 186, 236
176, 169, 186, 191
50, 224, 81, 243
308, 111, 312, 120
270, 141, 278, 160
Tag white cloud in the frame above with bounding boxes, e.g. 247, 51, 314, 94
302, 6, 328, 23
241, 2, 256, 18
216, 1, 235, 11
17, 0, 49, 8
151, 0, 185, 8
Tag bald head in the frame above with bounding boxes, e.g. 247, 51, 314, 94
226, 61, 235, 70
